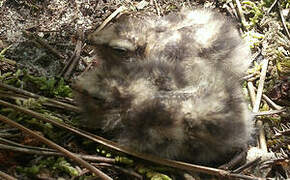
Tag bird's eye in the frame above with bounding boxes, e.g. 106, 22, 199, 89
112, 46, 128, 54
112, 46, 127, 52
109, 39, 135, 52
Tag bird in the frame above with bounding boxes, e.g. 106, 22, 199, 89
74, 8, 254, 166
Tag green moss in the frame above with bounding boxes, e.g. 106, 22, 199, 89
137, 166, 172, 180
0, 69, 72, 98
115, 156, 134, 165
16, 157, 78, 178
53, 157, 79, 176
276, 59, 290, 76
17, 165, 41, 176
24, 75, 72, 98
242, 1, 266, 28
243, 31, 264, 48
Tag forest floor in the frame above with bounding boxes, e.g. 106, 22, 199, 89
0, 0, 289, 179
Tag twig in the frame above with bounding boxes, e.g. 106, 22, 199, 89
253, 59, 269, 152
135, 0, 149, 10
262, 92, 283, 110
266, 0, 278, 14
0, 137, 55, 152
0, 82, 81, 112
227, 1, 240, 22
233, 157, 262, 173
0, 170, 17, 180
249, 86, 284, 110
253, 109, 286, 116
0, 143, 115, 163
0, 90, 31, 99
0, 114, 113, 180
247, 76, 260, 82
0, 132, 21, 138
273, 128, 290, 138
219, 150, 247, 170
186, 0, 192, 8
22, 30, 65, 60
0, 57, 17, 65
95, 6, 127, 33
0, 128, 18, 133
94, 163, 143, 180
0, 128, 19, 137
241, 74, 255, 81
247, 81, 256, 108
0, 99, 263, 179
0, 44, 17, 65
153, 0, 161, 16
250, 48, 261, 62
277, 1, 290, 39
60, 30, 84, 80
0, 90, 77, 111
242, 73, 260, 82
234, 0, 248, 31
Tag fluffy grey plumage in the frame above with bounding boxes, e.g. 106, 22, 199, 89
74, 8, 254, 166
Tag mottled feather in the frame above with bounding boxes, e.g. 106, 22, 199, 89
75, 8, 254, 166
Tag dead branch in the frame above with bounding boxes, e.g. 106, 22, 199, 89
0, 99, 263, 179
0, 170, 17, 180
60, 30, 84, 80
0, 114, 113, 180
0, 82, 81, 112
253, 59, 269, 152
0, 143, 115, 163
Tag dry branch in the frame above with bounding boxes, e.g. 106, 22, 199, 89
0, 114, 113, 180
0, 99, 263, 179
0, 82, 80, 112
0, 170, 17, 180
253, 59, 269, 152
60, 30, 84, 80
0, 143, 115, 163
95, 6, 127, 33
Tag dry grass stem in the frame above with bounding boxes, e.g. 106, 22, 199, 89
267, 0, 278, 14
153, 0, 161, 16
0, 170, 17, 180
94, 163, 143, 180
0, 82, 81, 112
233, 157, 262, 173
0, 114, 113, 180
0, 137, 55, 152
95, 6, 127, 33
0, 143, 115, 163
278, 1, 290, 39
253, 109, 286, 116
247, 81, 256, 108
254, 59, 269, 152
234, 0, 248, 31
0, 99, 261, 179
60, 31, 83, 80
